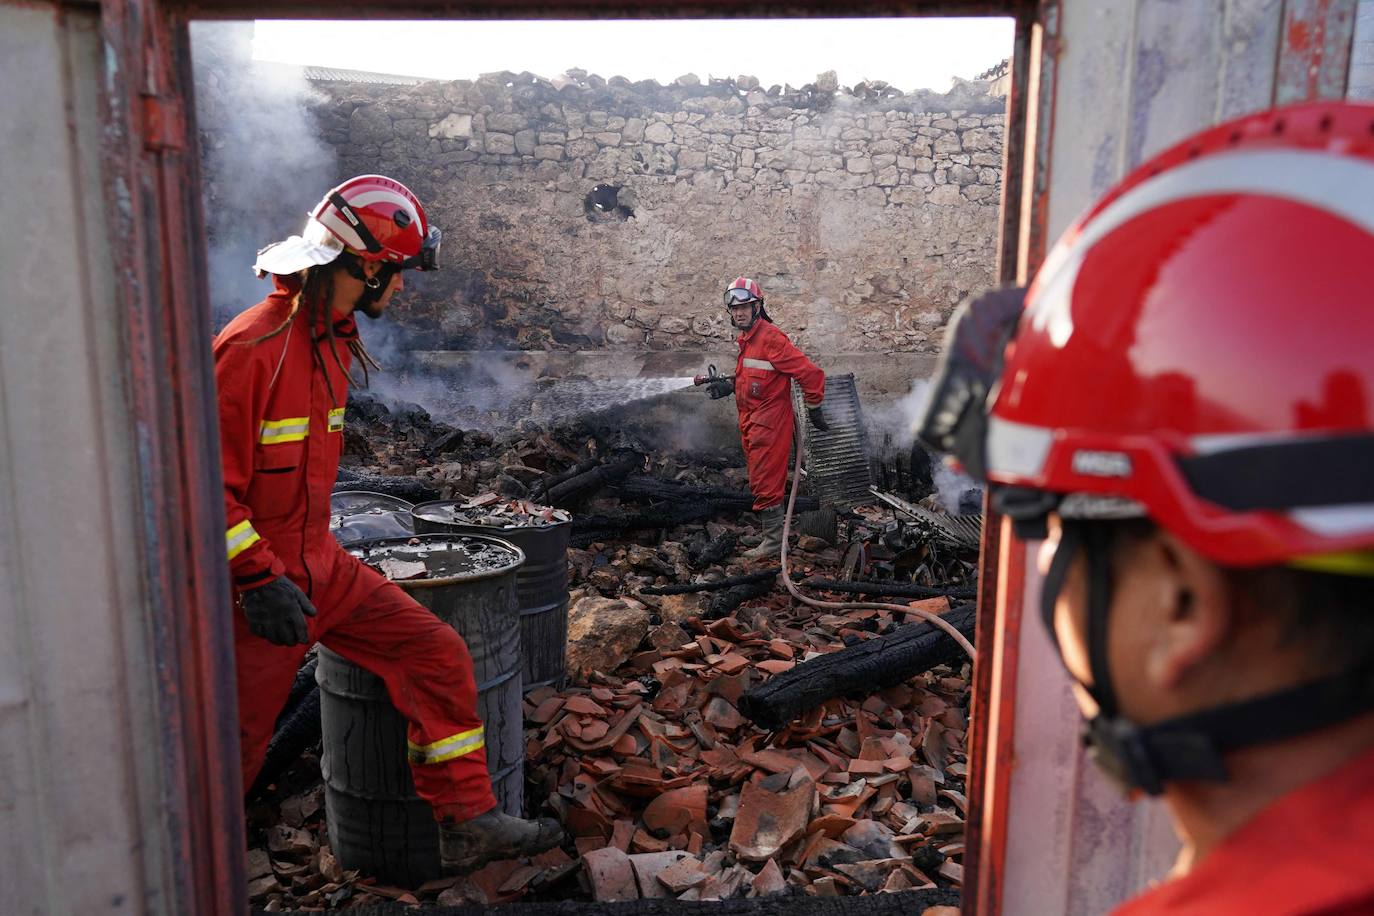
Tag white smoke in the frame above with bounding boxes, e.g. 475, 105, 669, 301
189, 22, 338, 328
870, 377, 979, 514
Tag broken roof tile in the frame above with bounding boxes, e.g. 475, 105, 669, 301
729, 775, 814, 862
583, 847, 639, 902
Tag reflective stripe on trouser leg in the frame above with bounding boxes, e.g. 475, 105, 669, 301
408, 726, 485, 764
319, 571, 498, 821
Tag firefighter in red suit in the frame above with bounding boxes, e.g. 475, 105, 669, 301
918, 102, 1374, 914
215, 175, 561, 872
709, 278, 827, 559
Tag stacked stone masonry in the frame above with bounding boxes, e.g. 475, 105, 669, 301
309, 71, 1005, 354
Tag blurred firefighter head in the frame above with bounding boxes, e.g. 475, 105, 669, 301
918, 102, 1374, 830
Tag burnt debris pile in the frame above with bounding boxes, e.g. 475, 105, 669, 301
247, 388, 981, 911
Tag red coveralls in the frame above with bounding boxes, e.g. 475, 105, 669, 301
1113, 743, 1374, 915
733, 319, 826, 510
215, 276, 497, 821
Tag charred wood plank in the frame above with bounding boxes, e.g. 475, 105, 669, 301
333, 468, 441, 504
705, 575, 778, 620
546, 454, 642, 507
530, 457, 600, 499
613, 476, 820, 513
802, 576, 977, 601
690, 532, 738, 567
640, 569, 778, 596
248, 685, 321, 800
738, 604, 976, 730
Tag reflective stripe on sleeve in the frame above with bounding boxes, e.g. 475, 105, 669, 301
328, 407, 345, 433
407, 726, 485, 765
226, 519, 261, 561
741, 358, 775, 371
259, 416, 310, 444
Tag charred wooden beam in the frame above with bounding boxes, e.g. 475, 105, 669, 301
333, 468, 441, 504
705, 575, 778, 620
690, 532, 739, 567
802, 577, 977, 601
738, 604, 976, 730
547, 454, 642, 507
613, 476, 820, 513
530, 457, 599, 499
640, 569, 778, 596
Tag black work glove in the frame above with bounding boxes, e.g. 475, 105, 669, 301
240, 576, 317, 646
807, 404, 830, 432
707, 378, 735, 400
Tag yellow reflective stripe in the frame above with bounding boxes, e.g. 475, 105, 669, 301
259, 416, 310, 445
407, 726, 485, 764
742, 358, 775, 371
226, 520, 260, 561
328, 407, 345, 433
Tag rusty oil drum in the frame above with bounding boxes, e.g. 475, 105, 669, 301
412, 501, 571, 690
318, 534, 523, 886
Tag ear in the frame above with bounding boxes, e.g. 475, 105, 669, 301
360, 259, 383, 279
1144, 530, 1233, 690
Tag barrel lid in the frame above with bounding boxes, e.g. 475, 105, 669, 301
347, 533, 525, 587
331, 490, 416, 514
331, 491, 417, 546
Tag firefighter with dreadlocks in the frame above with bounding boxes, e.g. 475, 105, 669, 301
214, 175, 562, 872
919, 102, 1374, 913
713, 277, 828, 559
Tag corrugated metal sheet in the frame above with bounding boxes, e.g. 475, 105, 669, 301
792, 373, 874, 511
303, 65, 430, 86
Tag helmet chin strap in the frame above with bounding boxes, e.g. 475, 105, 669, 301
1041, 520, 1374, 796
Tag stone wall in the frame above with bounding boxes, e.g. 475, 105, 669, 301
306, 71, 1005, 354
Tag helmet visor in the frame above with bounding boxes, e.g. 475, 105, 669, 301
915, 286, 1027, 480
401, 227, 442, 272
724, 287, 760, 307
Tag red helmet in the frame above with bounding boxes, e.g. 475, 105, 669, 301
254, 174, 441, 276
982, 102, 1374, 570
723, 276, 764, 306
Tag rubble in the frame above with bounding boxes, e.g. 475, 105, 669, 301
249, 391, 976, 911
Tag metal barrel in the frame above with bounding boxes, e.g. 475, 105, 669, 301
318, 534, 524, 887
412, 502, 571, 690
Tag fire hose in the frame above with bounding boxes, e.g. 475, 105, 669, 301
778, 419, 977, 660
692, 364, 975, 659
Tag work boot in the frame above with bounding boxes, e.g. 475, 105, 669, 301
743, 505, 785, 560
439, 808, 565, 873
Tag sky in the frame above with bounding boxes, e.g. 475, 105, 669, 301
252, 18, 1014, 93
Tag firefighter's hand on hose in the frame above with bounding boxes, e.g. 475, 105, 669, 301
241, 576, 317, 646
707, 378, 735, 400
807, 404, 830, 432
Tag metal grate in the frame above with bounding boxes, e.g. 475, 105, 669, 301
869, 486, 983, 550
792, 373, 875, 511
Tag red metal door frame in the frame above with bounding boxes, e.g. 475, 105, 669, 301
102, 1, 1037, 910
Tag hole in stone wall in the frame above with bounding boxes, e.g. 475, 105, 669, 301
584, 184, 635, 221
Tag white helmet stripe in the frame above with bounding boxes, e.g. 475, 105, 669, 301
1028, 149, 1374, 348
315, 209, 366, 250
345, 188, 422, 228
